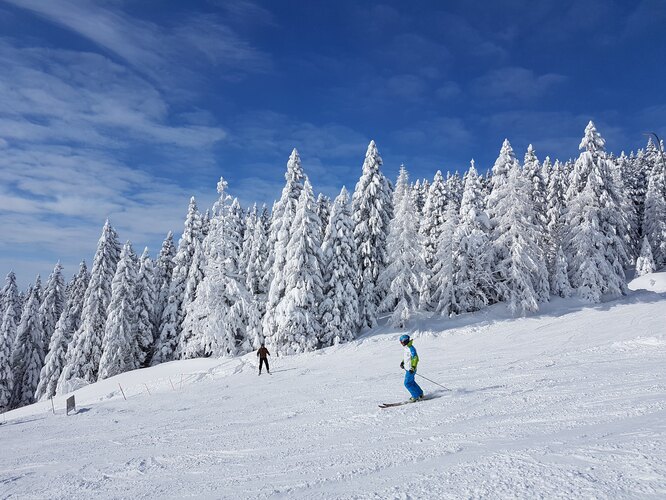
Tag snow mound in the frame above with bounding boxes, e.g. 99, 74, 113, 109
628, 269, 666, 293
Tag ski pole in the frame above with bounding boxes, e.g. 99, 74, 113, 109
403, 367, 451, 391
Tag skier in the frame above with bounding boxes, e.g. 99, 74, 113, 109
257, 343, 270, 375
399, 334, 424, 401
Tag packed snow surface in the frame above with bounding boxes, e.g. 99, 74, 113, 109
2, 282, 666, 498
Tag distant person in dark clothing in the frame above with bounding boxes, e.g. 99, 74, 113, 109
257, 343, 270, 375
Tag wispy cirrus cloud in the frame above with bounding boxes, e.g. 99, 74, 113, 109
0, 38, 226, 285
1, 0, 272, 87
472, 66, 567, 103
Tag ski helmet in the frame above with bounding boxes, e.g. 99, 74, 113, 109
399, 334, 410, 345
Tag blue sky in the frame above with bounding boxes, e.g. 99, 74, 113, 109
1, 0, 665, 286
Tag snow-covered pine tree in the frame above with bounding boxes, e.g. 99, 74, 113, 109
0, 272, 20, 410
0, 271, 21, 356
152, 197, 202, 365
420, 170, 449, 271
246, 204, 269, 299
624, 150, 648, 241
201, 209, 211, 238
9, 280, 44, 408
453, 161, 494, 313
98, 242, 138, 380
352, 140, 393, 329
446, 171, 464, 210
35, 262, 89, 401
490, 164, 549, 314
642, 146, 666, 268
316, 194, 332, 241
550, 245, 573, 297
486, 139, 521, 303
35, 261, 90, 401
263, 149, 306, 349
541, 156, 552, 187
635, 236, 656, 277
181, 179, 253, 358
429, 203, 459, 316
565, 122, 630, 302
616, 152, 640, 260
320, 187, 359, 346
523, 145, 548, 238
378, 166, 427, 327
59, 221, 120, 386
274, 178, 324, 354
178, 238, 206, 356
134, 248, 155, 368
38, 262, 65, 356
240, 204, 258, 275
411, 179, 425, 215
545, 160, 567, 270
152, 232, 176, 346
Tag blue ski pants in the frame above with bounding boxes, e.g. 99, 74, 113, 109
404, 370, 424, 398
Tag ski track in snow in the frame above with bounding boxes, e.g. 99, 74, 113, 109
1, 284, 666, 499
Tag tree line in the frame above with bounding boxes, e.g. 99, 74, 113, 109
0, 121, 664, 411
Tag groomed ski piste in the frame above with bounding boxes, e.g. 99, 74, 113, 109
2, 272, 665, 499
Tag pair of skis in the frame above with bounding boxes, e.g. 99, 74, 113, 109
379, 390, 449, 408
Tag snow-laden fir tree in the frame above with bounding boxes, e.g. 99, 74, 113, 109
489, 139, 519, 194
550, 245, 573, 297
134, 248, 155, 368
9, 280, 44, 408
246, 204, 269, 300
635, 236, 656, 277
352, 140, 393, 329
378, 166, 427, 327
201, 209, 211, 238
152, 232, 176, 345
0, 272, 20, 410
182, 179, 256, 357
263, 149, 306, 347
429, 203, 459, 316
545, 159, 566, 270
486, 139, 521, 303
320, 187, 359, 346
98, 242, 138, 380
316, 194, 331, 241
59, 221, 120, 386
177, 238, 206, 355
565, 122, 629, 302
36, 262, 89, 401
446, 171, 464, 210
523, 145, 548, 239
0, 271, 21, 355
240, 204, 258, 275
453, 162, 494, 313
411, 179, 425, 215
623, 150, 649, 241
489, 164, 549, 314
420, 170, 449, 271
0, 313, 13, 410
615, 152, 640, 259
152, 197, 203, 364
642, 146, 666, 267
38, 262, 65, 355
273, 178, 324, 354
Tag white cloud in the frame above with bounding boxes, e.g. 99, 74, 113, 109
472, 67, 567, 102
0, 39, 227, 285
1, 0, 272, 85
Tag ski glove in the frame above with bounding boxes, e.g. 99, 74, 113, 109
400, 361, 404, 369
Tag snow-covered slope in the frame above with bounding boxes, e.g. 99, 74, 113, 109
2, 286, 666, 499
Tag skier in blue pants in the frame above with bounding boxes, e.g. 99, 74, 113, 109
399, 334, 424, 401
